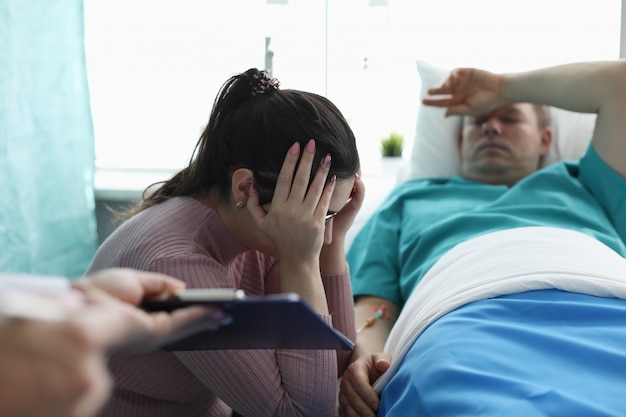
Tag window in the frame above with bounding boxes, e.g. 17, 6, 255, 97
85, 0, 621, 178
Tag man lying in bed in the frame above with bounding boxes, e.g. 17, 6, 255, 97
339, 60, 626, 417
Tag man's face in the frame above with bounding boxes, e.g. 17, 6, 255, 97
459, 103, 552, 187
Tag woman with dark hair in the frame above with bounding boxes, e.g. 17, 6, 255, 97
87, 69, 362, 417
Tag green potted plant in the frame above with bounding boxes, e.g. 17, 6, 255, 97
380, 132, 404, 158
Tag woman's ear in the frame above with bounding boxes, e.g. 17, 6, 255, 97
230, 168, 254, 206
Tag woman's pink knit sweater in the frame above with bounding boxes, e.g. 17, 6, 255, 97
87, 196, 356, 417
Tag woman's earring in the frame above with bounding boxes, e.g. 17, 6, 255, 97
235, 201, 246, 209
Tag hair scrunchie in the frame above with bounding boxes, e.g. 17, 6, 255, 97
250, 71, 280, 97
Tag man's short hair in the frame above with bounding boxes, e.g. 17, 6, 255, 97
532, 104, 551, 129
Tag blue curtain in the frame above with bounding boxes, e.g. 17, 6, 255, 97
0, 0, 97, 278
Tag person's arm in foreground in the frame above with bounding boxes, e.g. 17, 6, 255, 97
338, 296, 399, 417
0, 268, 219, 417
424, 60, 626, 179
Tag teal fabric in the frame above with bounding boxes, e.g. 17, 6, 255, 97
0, 0, 97, 278
347, 144, 626, 306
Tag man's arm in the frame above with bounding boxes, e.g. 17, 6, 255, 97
424, 60, 626, 179
502, 60, 626, 180
338, 295, 399, 417
353, 295, 399, 355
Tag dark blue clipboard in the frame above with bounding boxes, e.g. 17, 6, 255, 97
141, 293, 354, 351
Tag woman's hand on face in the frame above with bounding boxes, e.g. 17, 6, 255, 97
327, 171, 364, 241
247, 139, 335, 263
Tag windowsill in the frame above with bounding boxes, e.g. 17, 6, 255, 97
94, 158, 410, 202
94, 160, 410, 248
94, 167, 177, 202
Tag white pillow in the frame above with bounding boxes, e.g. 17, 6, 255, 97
406, 60, 596, 180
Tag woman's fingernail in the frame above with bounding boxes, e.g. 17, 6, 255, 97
322, 154, 331, 167
290, 142, 300, 155
328, 175, 336, 186
306, 139, 315, 153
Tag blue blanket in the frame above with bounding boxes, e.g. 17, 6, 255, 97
379, 289, 626, 416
